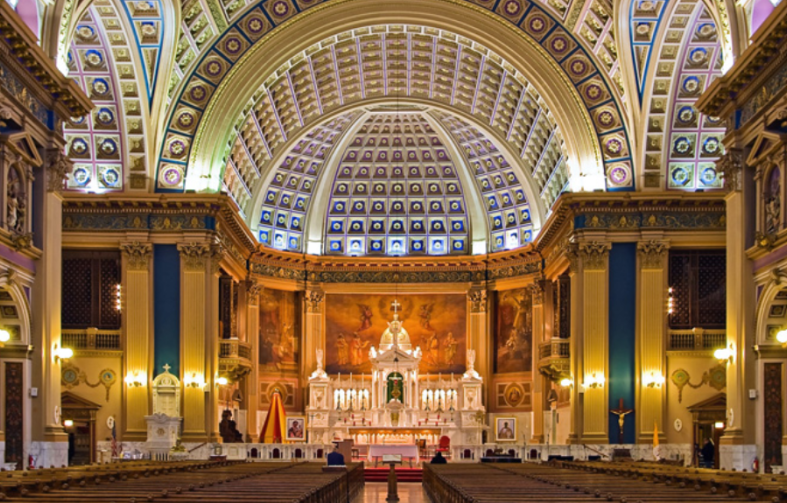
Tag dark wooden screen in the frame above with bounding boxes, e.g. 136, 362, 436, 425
5, 362, 23, 470
764, 362, 783, 473
219, 274, 236, 339
668, 250, 726, 329
62, 250, 121, 329
556, 274, 570, 338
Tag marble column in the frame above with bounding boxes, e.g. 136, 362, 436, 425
120, 242, 153, 440
530, 279, 546, 443
579, 242, 610, 443
467, 287, 489, 385
245, 282, 262, 440
636, 240, 668, 443
566, 246, 583, 444
720, 150, 758, 469
304, 286, 325, 381
177, 243, 211, 441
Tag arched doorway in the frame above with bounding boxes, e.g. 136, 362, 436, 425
61, 391, 101, 465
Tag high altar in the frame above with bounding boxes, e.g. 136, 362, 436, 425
307, 301, 486, 449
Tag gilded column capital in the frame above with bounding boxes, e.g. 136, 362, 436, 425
565, 243, 581, 274
531, 279, 546, 306
246, 281, 264, 304
305, 289, 325, 313
579, 242, 611, 271
637, 240, 669, 270
468, 289, 488, 313
45, 148, 71, 193
177, 242, 211, 272
121, 241, 153, 271
718, 149, 744, 192
210, 244, 224, 274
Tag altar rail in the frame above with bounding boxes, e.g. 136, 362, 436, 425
62, 328, 122, 351
667, 329, 725, 351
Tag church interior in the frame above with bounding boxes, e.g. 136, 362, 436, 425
2, 0, 787, 500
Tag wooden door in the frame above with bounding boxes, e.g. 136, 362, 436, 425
764, 362, 783, 473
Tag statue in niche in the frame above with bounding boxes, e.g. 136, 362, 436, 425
218, 409, 243, 443
766, 167, 782, 234
6, 167, 24, 234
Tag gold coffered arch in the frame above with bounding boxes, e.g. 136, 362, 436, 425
184, 0, 606, 205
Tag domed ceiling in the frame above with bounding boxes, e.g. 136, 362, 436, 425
219, 25, 569, 256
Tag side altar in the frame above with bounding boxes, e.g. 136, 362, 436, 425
306, 301, 486, 452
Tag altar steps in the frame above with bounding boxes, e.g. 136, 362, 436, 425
363, 466, 423, 483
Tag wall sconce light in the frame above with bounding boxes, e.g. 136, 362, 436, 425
63, 419, 74, 428
559, 377, 573, 388
667, 287, 674, 315
216, 376, 229, 386
115, 284, 122, 311
124, 371, 146, 387
643, 372, 665, 388
0, 329, 10, 344
54, 345, 73, 362
714, 345, 734, 363
184, 373, 206, 389
714, 421, 725, 429
584, 373, 605, 389
777, 328, 787, 346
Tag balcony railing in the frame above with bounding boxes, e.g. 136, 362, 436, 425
62, 328, 122, 351
538, 338, 570, 360
667, 329, 726, 351
219, 339, 252, 360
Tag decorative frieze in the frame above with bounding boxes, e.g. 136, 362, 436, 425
637, 241, 669, 270
177, 242, 211, 272
120, 242, 152, 271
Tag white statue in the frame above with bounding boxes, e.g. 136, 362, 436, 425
463, 349, 480, 380
369, 345, 378, 359
310, 349, 328, 380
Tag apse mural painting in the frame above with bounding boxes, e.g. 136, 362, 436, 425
258, 289, 301, 373
495, 288, 533, 374
325, 294, 466, 374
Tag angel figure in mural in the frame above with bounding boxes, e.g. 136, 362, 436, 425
277, 323, 296, 363
336, 333, 349, 366
504, 328, 529, 361
349, 332, 369, 366
357, 304, 373, 332
419, 303, 434, 330
443, 332, 458, 365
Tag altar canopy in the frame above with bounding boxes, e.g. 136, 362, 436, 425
259, 391, 286, 443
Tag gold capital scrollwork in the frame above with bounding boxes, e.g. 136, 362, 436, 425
637, 240, 668, 270
530, 280, 546, 306
45, 148, 72, 193
177, 242, 211, 272
468, 289, 487, 313
718, 149, 744, 192
120, 241, 152, 271
579, 242, 610, 271
246, 281, 264, 304
306, 290, 324, 313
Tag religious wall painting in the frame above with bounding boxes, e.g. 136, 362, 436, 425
258, 289, 301, 372
491, 379, 532, 412
259, 380, 298, 411
286, 416, 306, 441
325, 294, 466, 374
495, 416, 516, 442
494, 288, 533, 374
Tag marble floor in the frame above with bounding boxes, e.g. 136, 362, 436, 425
354, 482, 428, 502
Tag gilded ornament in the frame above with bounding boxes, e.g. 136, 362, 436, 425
637, 241, 668, 270
177, 242, 211, 271
579, 241, 610, 271
120, 241, 152, 271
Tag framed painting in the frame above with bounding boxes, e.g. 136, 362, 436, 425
495, 416, 517, 442
286, 416, 306, 441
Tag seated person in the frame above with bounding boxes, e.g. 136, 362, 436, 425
327, 446, 345, 466
430, 451, 447, 464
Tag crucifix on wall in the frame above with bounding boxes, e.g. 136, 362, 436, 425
609, 398, 633, 444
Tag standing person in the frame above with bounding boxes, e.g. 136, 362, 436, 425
430, 451, 447, 464
701, 438, 715, 467
327, 445, 345, 466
